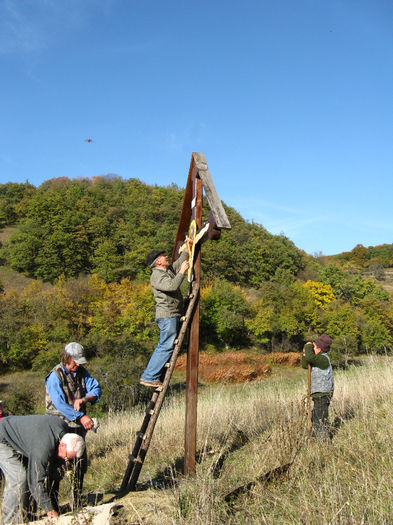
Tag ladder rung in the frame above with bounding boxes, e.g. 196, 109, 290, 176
173, 339, 179, 345
136, 431, 144, 438
180, 316, 186, 322
128, 456, 143, 465
164, 362, 170, 367
146, 408, 155, 415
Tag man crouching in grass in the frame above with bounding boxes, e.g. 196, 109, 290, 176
0, 414, 85, 523
302, 334, 334, 439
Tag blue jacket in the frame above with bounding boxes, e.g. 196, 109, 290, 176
46, 364, 101, 422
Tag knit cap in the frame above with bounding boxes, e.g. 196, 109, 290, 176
314, 334, 333, 352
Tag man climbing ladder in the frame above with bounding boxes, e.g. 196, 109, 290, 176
140, 241, 191, 388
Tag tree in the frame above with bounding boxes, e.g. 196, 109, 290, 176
91, 240, 123, 282
0, 182, 36, 227
304, 280, 335, 308
321, 301, 361, 361
245, 300, 275, 345
4, 220, 44, 276
320, 263, 388, 305
369, 260, 385, 280
361, 318, 393, 354
200, 281, 250, 348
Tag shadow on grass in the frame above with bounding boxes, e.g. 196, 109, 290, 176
135, 428, 251, 492
210, 429, 249, 479
224, 462, 292, 504
330, 404, 356, 439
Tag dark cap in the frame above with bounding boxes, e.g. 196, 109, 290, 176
146, 250, 165, 268
314, 334, 333, 352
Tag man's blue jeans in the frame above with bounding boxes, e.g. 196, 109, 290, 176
141, 317, 180, 382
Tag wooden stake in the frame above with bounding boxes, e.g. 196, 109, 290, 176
307, 363, 312, 432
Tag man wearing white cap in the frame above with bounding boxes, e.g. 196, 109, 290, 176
45, 342, 101, 508
45, 342, 101, 431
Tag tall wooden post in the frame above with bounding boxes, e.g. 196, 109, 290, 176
173, 153, 231, 477
184, 172, 202, 475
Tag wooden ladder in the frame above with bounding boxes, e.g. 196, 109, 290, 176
119, 282, 200, 494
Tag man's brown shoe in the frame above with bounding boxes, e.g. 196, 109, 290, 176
139, 379, 163, 388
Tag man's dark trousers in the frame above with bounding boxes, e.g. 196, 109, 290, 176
312, 395, 331, 438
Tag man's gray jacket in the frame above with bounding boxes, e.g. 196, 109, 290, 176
150, 250, 188, 318
0, 415, 69, 512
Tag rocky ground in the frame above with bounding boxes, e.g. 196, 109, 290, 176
32, 489, 176, 525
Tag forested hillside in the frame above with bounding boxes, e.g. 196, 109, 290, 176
0, 177, 305, 284
324, 243, 393, 271
0, 177, 392, 373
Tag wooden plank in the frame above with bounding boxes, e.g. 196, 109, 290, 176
173, 153, 231, 260
192, 153, 231, 230
172, 157, 197, 261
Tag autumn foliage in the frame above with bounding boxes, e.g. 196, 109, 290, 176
1, 177, 393, 373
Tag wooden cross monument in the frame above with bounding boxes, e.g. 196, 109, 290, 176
119, 152, 231, 492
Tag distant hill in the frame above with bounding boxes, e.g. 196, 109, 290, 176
363, 267, 393, 294
322, 243, 393, 270
316, 243, 393, 294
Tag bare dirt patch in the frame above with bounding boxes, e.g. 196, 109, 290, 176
0, 225, 19, 243
268, 352, 301, 367
175, 351, 301, 383
0, 265, 37, 292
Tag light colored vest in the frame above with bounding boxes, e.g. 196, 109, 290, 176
45, 363, 87, 429
311, 353, 334, 395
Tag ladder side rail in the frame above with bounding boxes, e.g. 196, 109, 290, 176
119, 390, 159, 493
125, 283, 200, 492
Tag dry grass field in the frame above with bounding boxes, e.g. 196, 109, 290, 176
365, 267, 393, 294
0, 353, 392, 523
74, 355, 393, 524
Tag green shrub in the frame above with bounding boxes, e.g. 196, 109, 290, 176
31, 347, 61, 373
89, 339, 152, 414
6, 385, 38, 415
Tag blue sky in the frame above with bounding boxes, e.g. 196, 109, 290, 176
1, 0, 392, 255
